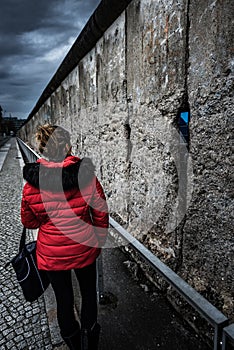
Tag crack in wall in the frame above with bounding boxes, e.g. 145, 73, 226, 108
176, 0, 191, 273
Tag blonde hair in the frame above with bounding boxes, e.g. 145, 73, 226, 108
36, 124, 71, 160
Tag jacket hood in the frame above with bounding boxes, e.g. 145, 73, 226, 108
23, 156, 96, 191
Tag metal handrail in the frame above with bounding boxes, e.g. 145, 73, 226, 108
16, 137, 231, 350
16, 137, 40, 163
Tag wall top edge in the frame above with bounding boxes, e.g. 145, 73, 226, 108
24, 0, 133, 127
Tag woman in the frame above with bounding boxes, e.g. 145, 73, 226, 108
21, 124, 109, 350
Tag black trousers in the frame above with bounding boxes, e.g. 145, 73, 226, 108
46, 262, 97, 337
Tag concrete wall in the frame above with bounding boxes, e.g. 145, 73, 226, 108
19, 0, 234, 326
183, 0, 234, 320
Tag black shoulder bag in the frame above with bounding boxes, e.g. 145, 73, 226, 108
5, 227, 50, 302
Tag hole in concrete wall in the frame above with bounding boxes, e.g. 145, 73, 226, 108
124, 123, 131, 139
178, 111, 190, 147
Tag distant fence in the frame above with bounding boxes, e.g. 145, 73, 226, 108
16, 137, 234, 350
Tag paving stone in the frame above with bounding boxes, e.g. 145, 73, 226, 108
6, 331, 16, 342
15, 327, 24, 335
6, 340, 15, 349
0, 323, 8, 332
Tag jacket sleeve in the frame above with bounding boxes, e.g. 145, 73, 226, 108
21, 189, 41, 229
90, 178, 109, 247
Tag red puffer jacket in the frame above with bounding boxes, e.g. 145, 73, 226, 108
21, 156, 109, 270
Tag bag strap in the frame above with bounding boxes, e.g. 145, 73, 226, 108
19, 226, 27, 252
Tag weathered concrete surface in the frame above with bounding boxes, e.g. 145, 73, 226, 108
182, 0, 234, 320
18, 0, 234, 335
125, 0, 191, 258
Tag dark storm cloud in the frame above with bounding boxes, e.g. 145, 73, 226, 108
0, 0, 100, 118
0, 69, 11, 80
0, 1, 51, 34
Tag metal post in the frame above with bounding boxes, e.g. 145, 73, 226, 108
96, 254, 104, 304
222, 331, 227, 350
214, 325, 221, 350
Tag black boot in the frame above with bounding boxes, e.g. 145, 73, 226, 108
81, 322, 101, 350
62, 328, 81, 350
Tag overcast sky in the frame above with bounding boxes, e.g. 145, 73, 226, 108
0, 0, 100, 119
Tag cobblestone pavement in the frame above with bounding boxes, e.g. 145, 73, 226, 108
0, 139, 53, 350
